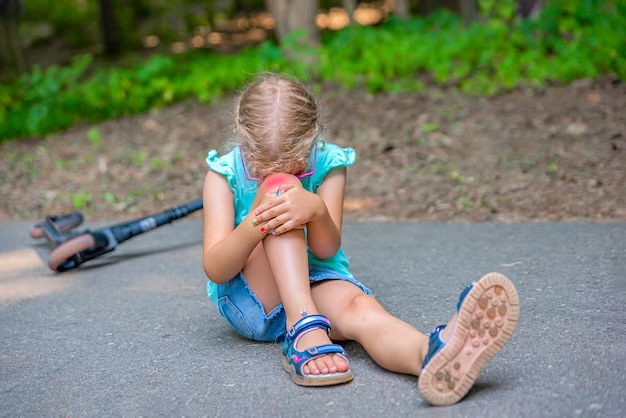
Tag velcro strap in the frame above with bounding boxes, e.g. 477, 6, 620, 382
292, 344, 348, 376
287, 314, 331, 339
421, 324, 446, 370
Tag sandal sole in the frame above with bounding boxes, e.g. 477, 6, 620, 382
418, 272, 520, 406
281, 357, 353, 387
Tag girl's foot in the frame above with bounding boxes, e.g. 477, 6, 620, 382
282, 314, 353, 386
295, 327, 349, 375
418, 273, 520, 405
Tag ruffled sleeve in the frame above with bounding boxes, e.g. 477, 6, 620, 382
206, 149, 239, 205
309, 142, 356, 192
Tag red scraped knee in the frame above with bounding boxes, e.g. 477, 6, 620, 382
260, 173, 301, 192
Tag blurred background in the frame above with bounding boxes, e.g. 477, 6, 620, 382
0, 0, 624, 222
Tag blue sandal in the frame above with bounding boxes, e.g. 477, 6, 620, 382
281, 314, 353, 386
418, 273, 520, 406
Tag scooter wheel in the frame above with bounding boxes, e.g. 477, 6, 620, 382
30, 226, 45, 239
48, 234, 96, 272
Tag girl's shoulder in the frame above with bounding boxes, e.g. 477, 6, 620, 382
309, 141, 356, 191
206, 147, 237, 165
206, 147, 239, 173
316, 140, 356, 171
205, 147, 240, 194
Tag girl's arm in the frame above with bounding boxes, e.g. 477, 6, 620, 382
248, 168, 348, 260
202, 170, 262, 284
306, 167, 347, 259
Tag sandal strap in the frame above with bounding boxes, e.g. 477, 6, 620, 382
420, 282, 478, 371
283, 314, 350, 378
456, 282, 476, 312
421, 324, 446, 370
287, 343, 349, 377
286, 314, 331, 340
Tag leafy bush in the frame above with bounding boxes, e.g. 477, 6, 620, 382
1, 0, 623, 141
320, 1, 624, 95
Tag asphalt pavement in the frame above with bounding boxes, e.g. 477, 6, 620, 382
1, 220, 624, 417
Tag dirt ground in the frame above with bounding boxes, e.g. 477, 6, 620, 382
1, 76, 624, 223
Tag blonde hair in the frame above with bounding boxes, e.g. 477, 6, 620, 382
235, 73, 321, 179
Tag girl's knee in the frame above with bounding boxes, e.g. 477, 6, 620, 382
260, 173, 301, 192
251, 173, 301, 207
333, 294, 384, 340
348, 294, 384, 318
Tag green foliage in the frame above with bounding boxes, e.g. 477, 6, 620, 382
1, 0, 624, 141
87, 128, 102, 149
22, 0, 100, 48
450, 170, 466, 183
479, 0, 517, 22
103, 192, 117, 204
457, 196, 474, 209
420, 123, 439, 133
69, 189, 93, 210
547, 162, 559, 174
21, 0, 213, 50
320, 1, 624, 95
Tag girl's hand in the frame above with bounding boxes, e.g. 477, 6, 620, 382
252, 183, 295, 230
253, 185, 323, 236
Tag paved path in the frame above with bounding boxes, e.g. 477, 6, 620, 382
1, 220, 624, 417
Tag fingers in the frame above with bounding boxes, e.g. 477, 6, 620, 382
253, 201, 271, 217
258, 214, 289, 235
253, 184, 297, 216
252, 184, 306, 233
253, 203, 287, 226
256, 216, 304, 236
253, 191, 294, 223
271, 220, 304, 236
253, 197, 280, 218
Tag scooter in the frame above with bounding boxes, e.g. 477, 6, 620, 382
30, 198, 203, 272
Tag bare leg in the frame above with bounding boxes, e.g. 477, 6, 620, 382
313, 275, 517, 406
263, 229, 349, 375
312, 280, 460, 376
243, 173, 460, 376
242, 174, 348, 375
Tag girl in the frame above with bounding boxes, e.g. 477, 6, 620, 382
202, 73, 520, 406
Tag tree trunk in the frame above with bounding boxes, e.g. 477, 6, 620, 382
420, 0, 474, 16
265, 0, 319, 65
266, 0, 319, 44
343, 0, 357, 24
518, 0, 544, 18
460, 0, 478, 24
0, 0, 25, 73
394, 0, 410, 19
99, 0, 122, 56
417, 0, 438, 16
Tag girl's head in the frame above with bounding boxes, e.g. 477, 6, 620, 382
235, 73, 321, 180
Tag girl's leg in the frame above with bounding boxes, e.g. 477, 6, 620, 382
313, 275, 518, 405
264, 229, 350, 376
242, 175, 348, 375
312, 279, 441, 376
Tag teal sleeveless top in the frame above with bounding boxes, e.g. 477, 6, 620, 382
205, 141, 356, 304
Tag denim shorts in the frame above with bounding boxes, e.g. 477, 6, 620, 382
215, 267, 372, 343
